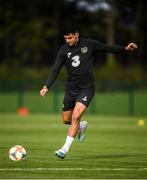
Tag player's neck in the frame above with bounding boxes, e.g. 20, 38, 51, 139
74, 37, 79, 46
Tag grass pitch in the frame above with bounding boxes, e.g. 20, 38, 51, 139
0, 113, 147, 179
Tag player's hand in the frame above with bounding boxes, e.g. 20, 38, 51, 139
125, 43, 138, 51
40, 86, 48, 97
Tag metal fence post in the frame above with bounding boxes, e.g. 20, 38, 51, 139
17, 82, 25, 108
128, 85, 135, 116
52, 84, 59, 113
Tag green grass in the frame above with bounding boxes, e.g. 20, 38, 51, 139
0, 113, 147, 179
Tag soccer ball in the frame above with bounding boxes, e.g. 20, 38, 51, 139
9, 145, 26, 161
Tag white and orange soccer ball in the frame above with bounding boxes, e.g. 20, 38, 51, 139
9, 145, 26, 161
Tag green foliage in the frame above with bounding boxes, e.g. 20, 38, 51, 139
0, 61, 146, 82
93, 59, 145, 82
0, 64, 49, 80
14, 18, 57, 67
0, 0, 145, 81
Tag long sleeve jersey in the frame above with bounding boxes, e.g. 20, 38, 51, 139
46, 38, 126, 90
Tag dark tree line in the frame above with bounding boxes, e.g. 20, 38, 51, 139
0, 0, 146, 72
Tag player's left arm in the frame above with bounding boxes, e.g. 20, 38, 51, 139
91, 39, 138, 53
125, 42, 138, 51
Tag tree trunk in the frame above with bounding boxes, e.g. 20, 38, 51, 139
107, 0, 115, 65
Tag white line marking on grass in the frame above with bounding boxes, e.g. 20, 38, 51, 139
0, 167, 147, 171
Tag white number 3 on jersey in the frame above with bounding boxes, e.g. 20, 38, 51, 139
71, 55, 80, 67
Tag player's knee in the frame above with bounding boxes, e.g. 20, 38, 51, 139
63, 119, 71, 124
72, 114, 80, 122
62, 116, 71, 124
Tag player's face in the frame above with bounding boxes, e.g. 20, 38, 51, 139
64, 33, 79, 46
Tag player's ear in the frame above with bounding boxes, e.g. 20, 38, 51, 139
75, 33, 79, 38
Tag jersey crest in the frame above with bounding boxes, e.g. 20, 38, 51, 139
81, 47, 88, 53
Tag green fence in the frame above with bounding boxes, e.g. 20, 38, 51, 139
0, 80, 147, 116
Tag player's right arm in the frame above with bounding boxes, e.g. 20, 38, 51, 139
40, 46, 65, 97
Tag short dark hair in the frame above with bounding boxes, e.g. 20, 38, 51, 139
63, 23, 79, 35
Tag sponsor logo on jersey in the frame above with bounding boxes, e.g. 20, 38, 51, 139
67, 52, 71, 58
82, 96, 87, 102
81, 47, 88, 53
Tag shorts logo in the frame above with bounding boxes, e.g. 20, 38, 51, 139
82, 96, 87, 102
81, 47, 88, 53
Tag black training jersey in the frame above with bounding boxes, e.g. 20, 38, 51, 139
46, 38, 126, 90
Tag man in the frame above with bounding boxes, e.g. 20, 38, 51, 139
40, 24, 137, 159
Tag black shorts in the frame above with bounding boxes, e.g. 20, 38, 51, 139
62, 88, 95, 111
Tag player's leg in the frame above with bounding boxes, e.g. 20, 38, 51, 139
76, 90, 95, 142
55, 89, 95, 159
62, 109, 73, 124
62, 109, 86, 133
55, 92, 74, 159
55, 102, 86, 159
62, 109, 87, 138
61, 91, 74, 125
68, 102, 87, 137
77, 120, 88, 142
54, 110, 73, 159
